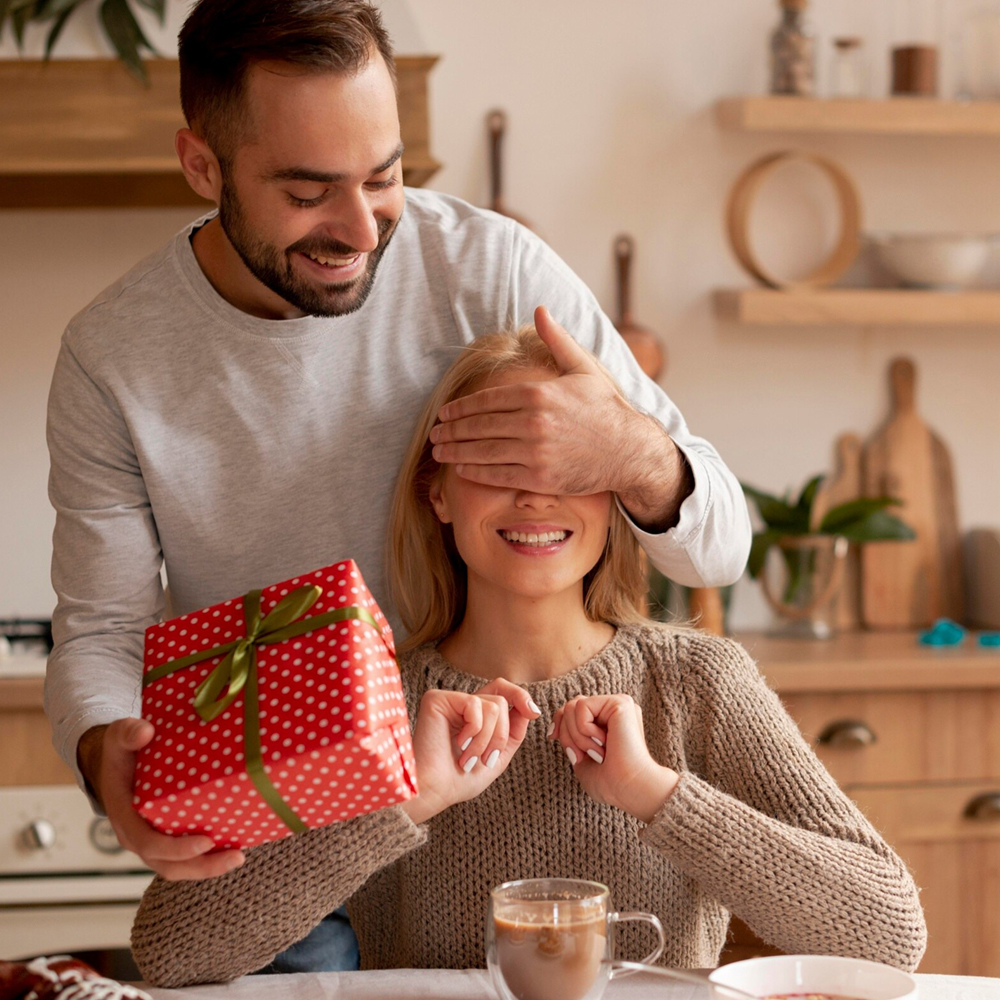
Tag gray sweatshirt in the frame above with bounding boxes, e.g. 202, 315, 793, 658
45, 188, 751, 791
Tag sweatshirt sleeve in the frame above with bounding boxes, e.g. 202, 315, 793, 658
131, 805, 427, 987
507, 225, 751, 588
44, 332, 165, 801
639, 635, 927, 972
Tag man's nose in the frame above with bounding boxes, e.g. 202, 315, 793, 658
325, 188, 379, 253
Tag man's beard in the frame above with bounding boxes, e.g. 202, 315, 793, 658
218, 180, 399, 318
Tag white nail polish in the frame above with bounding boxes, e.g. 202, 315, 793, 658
592, 737, 604, 748
565, 747, 578, 766
463, 756, 478, 773
587, 749, 604, 764
486, 749, 500, 768
546, 722, 555, 739
528, 699, 541, 715
461, 737, 473, 751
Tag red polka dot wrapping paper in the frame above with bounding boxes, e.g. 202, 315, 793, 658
133, 560, 418, 850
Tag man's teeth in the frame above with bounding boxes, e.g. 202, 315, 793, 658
306, 252, 358, 267
501, 530, 568, 546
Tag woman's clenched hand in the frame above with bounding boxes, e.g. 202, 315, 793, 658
550, 694, 679, 824
403, 678, 540, 825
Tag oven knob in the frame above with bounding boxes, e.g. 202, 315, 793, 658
21, 819, 56, 850
90, 817, 124, 854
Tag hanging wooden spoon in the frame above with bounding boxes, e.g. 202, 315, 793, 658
614, 234, 665, 379
487, 109, 534, 230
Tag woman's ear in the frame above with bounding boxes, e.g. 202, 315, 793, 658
428, 477, 451, 523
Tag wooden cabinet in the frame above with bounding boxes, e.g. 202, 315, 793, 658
0, 678, 75, 786
724, 632, 1000, 976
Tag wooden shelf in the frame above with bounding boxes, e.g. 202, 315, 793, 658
715, 288, 1000, 326
0, 57, 441, 208
735, 631, 1000, 693
717, 96, 1000, 136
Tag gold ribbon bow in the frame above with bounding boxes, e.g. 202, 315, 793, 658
143, 584, 382, 834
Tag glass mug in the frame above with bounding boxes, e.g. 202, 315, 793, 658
486, 878, 666, 1000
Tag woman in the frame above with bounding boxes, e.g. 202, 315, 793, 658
131, 328, 926, 987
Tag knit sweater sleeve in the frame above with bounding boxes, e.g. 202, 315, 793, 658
130, 806, 426, 988
638, 633, 926, 972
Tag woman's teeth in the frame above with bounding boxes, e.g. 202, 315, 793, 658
501, 530, 568, 546
306, 252, 358, 267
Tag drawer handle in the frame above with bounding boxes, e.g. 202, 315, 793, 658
817, 720, 877, 748
964, 793, 1000, 821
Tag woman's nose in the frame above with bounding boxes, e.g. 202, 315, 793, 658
514, 490, 560, 509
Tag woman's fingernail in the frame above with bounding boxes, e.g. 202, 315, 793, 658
486, 749, 501, 769
565, 747, 578, 766
587, 749, 604, 764
592, 737, 604, 748
461, 737, 473, 751
546, 722, 555, 739
528, 699, 541, 715
463, 756, 479, 773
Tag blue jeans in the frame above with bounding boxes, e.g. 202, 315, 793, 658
259, 906, 359, 973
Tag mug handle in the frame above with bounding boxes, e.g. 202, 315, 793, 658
607, 911, 666, 978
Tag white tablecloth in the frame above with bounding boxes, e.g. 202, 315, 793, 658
143, 968, 1000, 1000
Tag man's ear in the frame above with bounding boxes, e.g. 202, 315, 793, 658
175, 128, 224, 204
428, 477, 451, 524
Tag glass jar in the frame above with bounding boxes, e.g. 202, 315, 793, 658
958, 1, 1000, 99
771, 0, 816, 96
891, 0, 943, 95
829, 37, 867, 98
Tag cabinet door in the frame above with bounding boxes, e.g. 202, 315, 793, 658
851, 782, 1000, 976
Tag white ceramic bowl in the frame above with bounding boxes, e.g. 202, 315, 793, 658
709, 954, 918, 1000
869, 232, 998, 289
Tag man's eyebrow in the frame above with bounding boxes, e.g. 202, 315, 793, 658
264, 143, 405, 184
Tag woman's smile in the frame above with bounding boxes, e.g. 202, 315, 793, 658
497, 524, 574, 555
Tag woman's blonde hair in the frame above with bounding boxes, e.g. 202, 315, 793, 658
388, 326, 650, 654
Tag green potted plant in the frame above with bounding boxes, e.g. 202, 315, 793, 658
1, 0, 164, 83
742, 475, 915, 637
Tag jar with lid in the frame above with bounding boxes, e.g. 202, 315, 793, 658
771, 0, 816, 96
829, 37, 867, 97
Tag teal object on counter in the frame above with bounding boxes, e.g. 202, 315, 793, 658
918, 618, 967, 646
979, 633, 1000, 647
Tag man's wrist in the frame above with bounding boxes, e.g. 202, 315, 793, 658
616, 416, 694, 534
76, 725, 109, 809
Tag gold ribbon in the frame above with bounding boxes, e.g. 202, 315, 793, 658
143, 584, 382, 834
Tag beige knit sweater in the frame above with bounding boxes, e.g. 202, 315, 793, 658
131, 626, 926, 987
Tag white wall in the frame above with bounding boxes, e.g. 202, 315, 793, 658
2, 0, 999, 629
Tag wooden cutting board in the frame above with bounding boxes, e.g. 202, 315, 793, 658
811, 433, 863, 630
861, 358, 963, 628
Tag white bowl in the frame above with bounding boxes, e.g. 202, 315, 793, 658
869, 232, 997, 289
709, 954, 918, 1000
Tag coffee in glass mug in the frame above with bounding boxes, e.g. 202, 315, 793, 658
486, 878, 666, 1000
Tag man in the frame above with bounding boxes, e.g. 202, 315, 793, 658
44, 0, 750, 973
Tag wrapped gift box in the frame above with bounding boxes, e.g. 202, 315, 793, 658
133, 560, 417, 849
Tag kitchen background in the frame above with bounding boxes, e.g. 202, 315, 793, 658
3, 0, 1000, 631
2, 0, 1000, 630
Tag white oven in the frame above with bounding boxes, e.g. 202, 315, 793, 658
0, 785, 153, 959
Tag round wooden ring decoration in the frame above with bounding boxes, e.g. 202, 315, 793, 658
726, 151, 862, 290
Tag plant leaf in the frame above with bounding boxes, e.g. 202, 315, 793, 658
834, 509, 916, 543
747, 529, 782, 579
795, 474, 824, 518
11, 0, 32, 47
34, 0, 80, 20
99, 0, 151, 84
742, 483, 805, 531
43, 3, 73, 56
820, 496, 899, 534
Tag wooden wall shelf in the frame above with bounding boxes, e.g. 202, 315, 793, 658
0, 56, 441, 209
715, 288, 1000, 326
717, 96, 1000, 136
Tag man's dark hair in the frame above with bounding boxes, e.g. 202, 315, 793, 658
179, 0, 395, 163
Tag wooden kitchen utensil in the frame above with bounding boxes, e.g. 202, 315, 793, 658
487, 109, 533, 230
614, 234, 665, 380
688, 587, 725, 635
861, 358, 964, 629
812, 433, 864, 630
